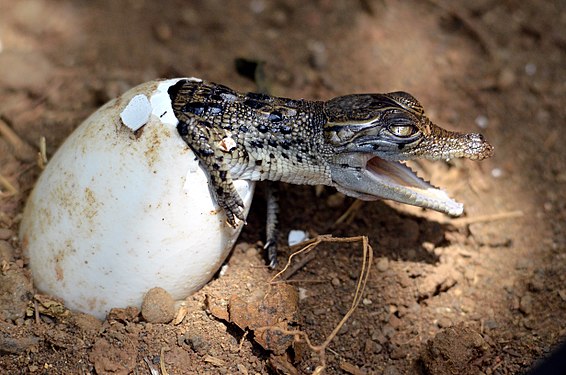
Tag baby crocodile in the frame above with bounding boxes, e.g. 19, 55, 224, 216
168, 78, 493, 227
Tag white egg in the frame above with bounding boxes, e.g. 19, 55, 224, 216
20, 78, 255, 319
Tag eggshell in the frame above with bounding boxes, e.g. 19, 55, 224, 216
20, 79, 254, 319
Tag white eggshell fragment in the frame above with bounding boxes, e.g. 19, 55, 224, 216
20, 79, 254, 319
120, 94, 151, 131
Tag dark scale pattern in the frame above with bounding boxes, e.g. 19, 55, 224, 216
168, 78, 493, 227
169, 79, 332, 226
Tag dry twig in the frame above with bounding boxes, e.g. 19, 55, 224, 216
143, 357, 160, 375
334, 200, 363, 227
238, 330, 249, 352
0, 174, 18, 197
441, 210, 524, 226
0, 117, 36, 162
261, 235, 373, 374
159, 346, 170, 375
38, 136, 48, 169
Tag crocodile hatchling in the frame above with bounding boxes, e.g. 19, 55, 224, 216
168, 77, 493, 230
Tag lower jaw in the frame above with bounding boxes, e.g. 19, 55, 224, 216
364, 158, 464, 216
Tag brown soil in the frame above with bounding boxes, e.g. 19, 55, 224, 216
1, 0, 565, 374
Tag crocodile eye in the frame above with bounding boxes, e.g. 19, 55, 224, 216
388, 125, 417, 137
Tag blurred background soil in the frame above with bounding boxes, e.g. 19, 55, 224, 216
0, 0, 565, 374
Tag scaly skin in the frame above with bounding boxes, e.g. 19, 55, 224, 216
168, 78, 493, 226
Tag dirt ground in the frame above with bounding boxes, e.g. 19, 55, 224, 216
1, 0, 565, 374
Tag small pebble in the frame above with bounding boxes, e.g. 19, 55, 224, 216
497, 67, 516, 89
523, 318, 535, 330
141, 287, 176, 323
153, 23, 172, 42
388, 314, 402, 329
543, 202, 553, 212
525, 62, 537, 76
372, 332, 387, 344
491, 168, 503, 178
437, 317, 453, 328
484, 319, 498, 330
0, 228, 13, 240
307, 40, 327, 69
408, 302, 421, 314
515, 258, 530, 270
389, 345, 408, 360
331, 277, 341, 287
519, 294, 533, 315
237, 363, 248, 374
382, 324, 396, 338
73, 312, 103, 333
362, 298, 372, 305
364, 338, 382, 354
376, 257, 389, 272
383, 365, 401, 375
422, 241, 435, 252
475, 115, 489, 129
249, 0, 266, 14
185, 333, 209, 354
270, 9, 288, 27
0, 270, 34, 320
0, 334, 40, 354
245, 247, 259, 258
388, 304, 398, 315
464, 268, 476, 282
0, 240, 13, 262
527, 277, 544, 293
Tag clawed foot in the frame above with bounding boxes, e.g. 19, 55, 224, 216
217, 189, 246, 228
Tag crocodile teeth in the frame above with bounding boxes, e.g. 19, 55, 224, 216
329, 156, 464, 216
365, 157, 464, 216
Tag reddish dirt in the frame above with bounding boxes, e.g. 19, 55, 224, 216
1, 0, 565, 374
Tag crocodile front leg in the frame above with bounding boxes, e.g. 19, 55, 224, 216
176, 114, 245, 227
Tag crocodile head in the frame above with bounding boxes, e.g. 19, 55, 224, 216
323, 91, 493, 216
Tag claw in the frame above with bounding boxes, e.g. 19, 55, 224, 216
264, 240, 278, 268
222, 199, 246, 228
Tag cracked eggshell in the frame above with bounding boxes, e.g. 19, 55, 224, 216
20, 79, 254, 319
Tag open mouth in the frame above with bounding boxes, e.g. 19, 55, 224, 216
367, 157, 463, 215
330, 154, 464, 216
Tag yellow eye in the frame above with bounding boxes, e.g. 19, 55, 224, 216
389, 125, 416, 137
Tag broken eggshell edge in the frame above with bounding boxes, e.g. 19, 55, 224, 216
20, 78, 255, 319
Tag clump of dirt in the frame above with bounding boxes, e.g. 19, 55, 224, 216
419, 324, 490, 374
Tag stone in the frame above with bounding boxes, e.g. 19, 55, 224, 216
141, 287, 176, 324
